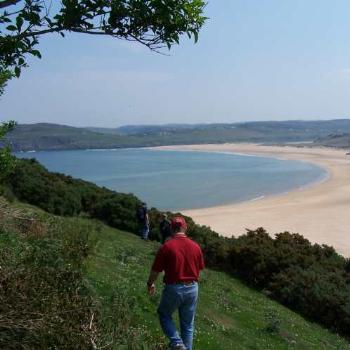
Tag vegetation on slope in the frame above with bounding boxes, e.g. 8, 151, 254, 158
5, 158, 142, 232
0, 121, 16, 180
1, 197, 349, 349
0, 198, 95, 349
2, 158, 350, 339
85, 217, 350, 350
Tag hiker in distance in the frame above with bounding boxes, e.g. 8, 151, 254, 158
159, 213, 172, 243
137, 202, 150, 240
147, 216, 205, 350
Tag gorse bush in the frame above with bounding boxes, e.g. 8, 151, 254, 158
227, 228, 350, 335
6, 158, 142, 232
7, 159, 82, 216
0, 121, 16, 181
0, 219, 95, 349
3, 158, 350, 338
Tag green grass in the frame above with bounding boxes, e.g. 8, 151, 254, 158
84, 222, 350, 350
1, 197, 349, 349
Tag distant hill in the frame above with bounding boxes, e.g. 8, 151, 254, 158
314, 133, 350, 149
85, 123, 199, 135
5, 123, 137, 151
5, 119, 350, 151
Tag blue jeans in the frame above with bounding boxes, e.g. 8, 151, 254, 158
157, 283, 198, 350
140, 223, 149, 240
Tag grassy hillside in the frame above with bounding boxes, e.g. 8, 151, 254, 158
6, 119, 350, 151
86, 223, 350, 350
1, 197, 349, 349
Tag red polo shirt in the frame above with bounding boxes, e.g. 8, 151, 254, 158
152, 234, 205, 284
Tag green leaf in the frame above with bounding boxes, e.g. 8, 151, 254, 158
16, 16, 24, 31
14, 67, 21, 78
193, 31, 199, 43
31, 50, 42, 59
6, 25, 17, 31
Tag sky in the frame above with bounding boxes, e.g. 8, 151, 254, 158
2, 0, 350, 127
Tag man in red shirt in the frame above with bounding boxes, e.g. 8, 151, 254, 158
147, 216, 205, 350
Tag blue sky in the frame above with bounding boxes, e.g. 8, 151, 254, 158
2, 0, 350, 127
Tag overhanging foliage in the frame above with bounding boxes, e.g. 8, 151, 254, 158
0, 0, 207, 76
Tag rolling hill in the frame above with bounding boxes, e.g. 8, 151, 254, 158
5, 119, 350, 151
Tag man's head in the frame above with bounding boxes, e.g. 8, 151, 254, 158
171, 216, 187, 234
161, 213, 168, 220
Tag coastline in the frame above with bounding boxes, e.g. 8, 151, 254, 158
155, 144, 350, 257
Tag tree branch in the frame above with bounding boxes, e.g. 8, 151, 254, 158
0, 0, 21, 9
18, 27, 60, 38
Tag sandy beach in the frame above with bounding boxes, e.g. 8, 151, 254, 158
156, 144, 350, 257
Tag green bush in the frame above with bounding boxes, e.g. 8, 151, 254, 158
227, 228, 350, 335
6, 159, 142, 232
93, 194, 140, 233
0, 227, 94, 349
270, 266, 350, 335
0, 121, 16, 180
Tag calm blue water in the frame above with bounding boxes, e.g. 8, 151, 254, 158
16, 149, 327, 211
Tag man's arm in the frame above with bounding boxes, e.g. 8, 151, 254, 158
147, 245, 165, 295
147, 270, 160, 295
198, 247, 205, 272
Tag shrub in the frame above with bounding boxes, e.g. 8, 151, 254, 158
6, 159, 142, 233
270, 266, 350, 334
0, 121, 16, 181
7, 159, 82, 216
227, 229, 350, 335
0, 228, 94, 349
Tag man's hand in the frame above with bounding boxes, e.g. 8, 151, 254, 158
146, 270, 160, 296
147, 283, 156, 296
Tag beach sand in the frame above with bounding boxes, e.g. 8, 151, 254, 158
156, 144, 350, 257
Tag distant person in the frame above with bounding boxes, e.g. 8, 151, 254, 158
159, 213, 172, 243
147, 216, 205, 350
136, 202, 149, 240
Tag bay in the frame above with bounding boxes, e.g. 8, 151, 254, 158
16, 149, 327, 211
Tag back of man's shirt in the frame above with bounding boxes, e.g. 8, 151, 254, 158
152, 235, 205, 284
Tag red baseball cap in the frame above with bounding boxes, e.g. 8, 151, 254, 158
171, 216, 187, 230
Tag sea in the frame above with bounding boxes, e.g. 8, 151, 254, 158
16, 148, 328, 211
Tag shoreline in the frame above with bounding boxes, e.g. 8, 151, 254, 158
181, 149, 330, 211
154, 144, 350, 257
